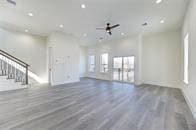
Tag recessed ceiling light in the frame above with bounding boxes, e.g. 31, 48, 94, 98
121, 33, 125, 35
83, 33, 87, 37
99, 39, 102, 42
25, 29, 28, 32
160, 20, 164, 23
28, 12, 34, 17
81, 4, 86, 9
59, 24, 64, 28
156, 0, 162, 4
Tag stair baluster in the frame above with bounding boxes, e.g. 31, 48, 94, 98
0, 49, 29, 85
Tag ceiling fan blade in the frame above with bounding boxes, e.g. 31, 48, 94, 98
110, 24, 120, 29
96, 28, 105, 30
7, 0, 16, 5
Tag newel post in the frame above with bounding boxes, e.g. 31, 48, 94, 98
25, 66, 28, 84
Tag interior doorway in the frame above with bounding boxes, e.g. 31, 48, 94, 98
113, 56, 135, 83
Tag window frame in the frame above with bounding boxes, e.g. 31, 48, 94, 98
100, 53, 109, 73
89, 55, 95, 73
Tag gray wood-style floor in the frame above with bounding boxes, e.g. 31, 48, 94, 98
0, 78, 195, 130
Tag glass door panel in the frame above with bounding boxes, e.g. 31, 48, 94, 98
113, 57, 123, 81
123, 56, 134, 83
113, 56, 135, 83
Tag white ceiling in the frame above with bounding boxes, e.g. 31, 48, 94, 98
0, 0, 189, 45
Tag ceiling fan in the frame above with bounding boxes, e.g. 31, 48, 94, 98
96, 23, 120, 35
6, 0, 16, 5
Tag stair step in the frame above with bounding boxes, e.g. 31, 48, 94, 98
0, 74, 7, 76
7, 77, 15, 80
0, 77, 28, 91
15, 80, 22, 83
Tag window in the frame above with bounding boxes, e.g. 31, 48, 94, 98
100, 53, 109, 73
89, 55, 95, 72
184, 34, 189, 84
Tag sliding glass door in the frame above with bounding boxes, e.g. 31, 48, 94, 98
113, 56, 135, 83
113, 57, 123, 81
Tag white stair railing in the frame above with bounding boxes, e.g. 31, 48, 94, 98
0, 50, 29, 85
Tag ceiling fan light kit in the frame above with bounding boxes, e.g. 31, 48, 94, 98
96, 23, 120, 35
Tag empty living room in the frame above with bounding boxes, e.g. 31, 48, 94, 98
0, 0, 196, 130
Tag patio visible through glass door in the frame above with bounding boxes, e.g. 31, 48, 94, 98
113, 56, 135, 83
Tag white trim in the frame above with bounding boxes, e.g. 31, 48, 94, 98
142, 80, 180, 88
100, 53, 109, 73
183, 34, 189, 85
88, 55, 95, 73
51, 78, 80, 86
181, 89, 196, 120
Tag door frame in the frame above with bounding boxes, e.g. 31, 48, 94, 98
112, 55, 135, 84
48, 47, 53, 85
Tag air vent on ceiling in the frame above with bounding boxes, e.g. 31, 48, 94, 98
142, 23, 148, 26
6, 0, 16, 5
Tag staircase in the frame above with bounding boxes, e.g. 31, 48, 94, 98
0, 49, 29, 89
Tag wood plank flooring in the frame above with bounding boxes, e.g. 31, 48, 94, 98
0, 78, 195, 130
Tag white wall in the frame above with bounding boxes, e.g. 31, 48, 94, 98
181, 0, 196, 118
86, 35, 143, 85
142, 31, 181, 88
79, 46, 87, 77
47, 33, 80, 86
0, 28, 47, 81
86, 32, 181, 87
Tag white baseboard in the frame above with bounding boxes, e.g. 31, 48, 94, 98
86, 76, 111, 81
142, 80, 180, 88
181, 89, 196, 120
51, 78, 80, 86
